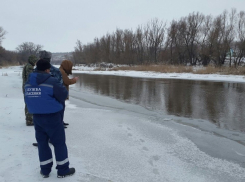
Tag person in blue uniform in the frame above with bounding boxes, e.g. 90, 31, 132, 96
39, 50, 69, 127
24, 59, 75, 178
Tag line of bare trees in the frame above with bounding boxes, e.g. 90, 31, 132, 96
0, 25, 43, 66
73, 9, 245, 67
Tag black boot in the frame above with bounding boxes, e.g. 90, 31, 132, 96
63, 122, 69, 126
57, 168, 75, 178
32, 143, 38, 147
40, 170, 49, 178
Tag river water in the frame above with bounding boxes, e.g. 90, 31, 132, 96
73, 73, 245, 133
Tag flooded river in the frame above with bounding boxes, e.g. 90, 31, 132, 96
73, 73, 245, 132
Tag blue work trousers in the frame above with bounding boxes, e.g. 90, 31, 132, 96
61, 101, 65, 122
33, 111, 69, 175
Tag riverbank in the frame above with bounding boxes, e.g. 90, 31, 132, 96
107, 65, 245, 75
1, 66, 245, 182
72, 65, 245, 83
3, 64, 245, 83
72, 63, 245, 75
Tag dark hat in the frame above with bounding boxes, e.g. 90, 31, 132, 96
36, 59, 51, 71
39, 50, 52, 61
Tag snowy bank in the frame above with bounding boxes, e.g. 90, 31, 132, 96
70, 65, 245, 83
1, 66, 245, 182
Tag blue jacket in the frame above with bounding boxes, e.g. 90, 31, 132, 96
24, 71, 68, 114
50, 65, 63, 84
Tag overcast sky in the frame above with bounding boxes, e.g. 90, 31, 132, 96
1, 0, 245, 53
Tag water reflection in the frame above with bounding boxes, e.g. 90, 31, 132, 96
74, 74, 245, 132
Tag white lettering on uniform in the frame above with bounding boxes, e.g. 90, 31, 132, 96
25, 87, 42, 96
25, 88, 41, 92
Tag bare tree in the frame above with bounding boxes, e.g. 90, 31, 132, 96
134, 26, 145, 64
182, 12, 205, 65
233, 10, 245, 67
16, 42, 43, 64
0, 27, 7, 45
93, 38, 101, 63
122, 29, 136, 64
73, 40, 84, 64
145, 18, 166, 63
226, 9, 237, 67
207, 10, 235, 66
114, 29, 124, 64
198, 15, 213, 65
100, 34, 111, 63
174, 19, 187, 64
164, 20, 180, 64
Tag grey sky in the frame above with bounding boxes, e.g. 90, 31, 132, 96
1, 0, 245, 52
